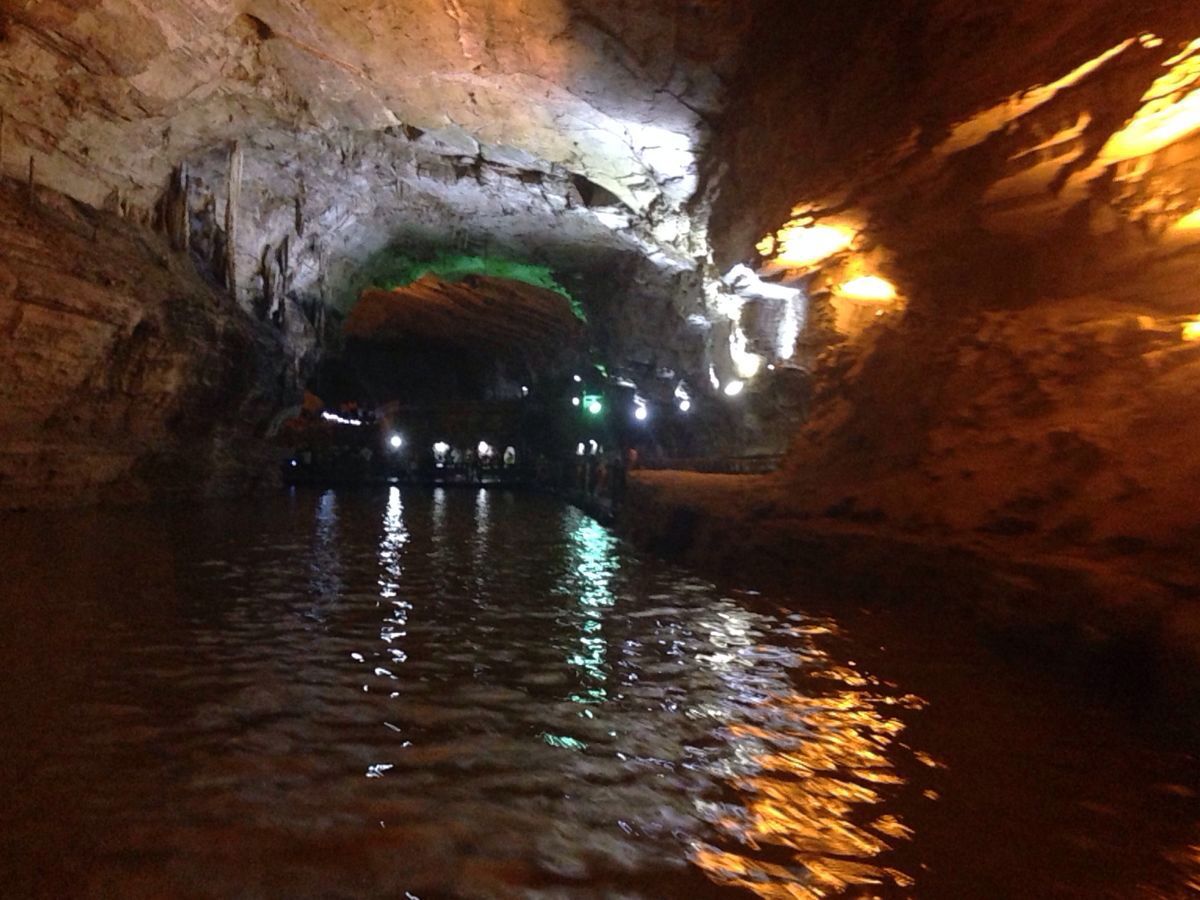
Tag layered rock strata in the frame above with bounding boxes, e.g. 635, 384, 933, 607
0, 181, 306, 509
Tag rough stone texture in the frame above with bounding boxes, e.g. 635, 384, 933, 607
174, 127, 716, 376
610, 1, 1200, 695
0, 180, 306, 509
348, 274, 584, 364
0, 0, 814, 469
693, 2, 1200, 581
0, 0, 748, 216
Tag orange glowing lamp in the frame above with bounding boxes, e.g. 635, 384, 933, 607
838, 276, 898, 303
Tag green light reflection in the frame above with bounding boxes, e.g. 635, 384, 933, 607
564, 516, 618, 706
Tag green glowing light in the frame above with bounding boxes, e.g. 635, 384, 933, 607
583, 394, 603, 415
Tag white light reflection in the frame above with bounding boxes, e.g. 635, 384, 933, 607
473, 488, 491, 573
321, 411, 363, 427
378, 487, 408, 601
307, 490, 343, 611
376, 488, 411, 687
431, 487, 446, 530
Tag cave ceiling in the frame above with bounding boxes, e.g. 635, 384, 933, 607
0, 0, 772, 383
10, 0, 1200, 396
0, 1, 751, 274
347, 273, 585, 364
1, 0, 748, 204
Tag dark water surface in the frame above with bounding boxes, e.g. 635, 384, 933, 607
0, 488, 1196, 899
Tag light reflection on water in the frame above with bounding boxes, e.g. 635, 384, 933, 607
0, 488, 1197, 899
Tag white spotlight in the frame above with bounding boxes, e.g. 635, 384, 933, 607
572, 397, 581, 407
573, 374, 583, 383
635, 405, 649, 422
388, 434, 403, 450
724, 380, 745, 397
678, 399, 692, 413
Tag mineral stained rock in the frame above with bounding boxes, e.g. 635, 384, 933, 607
0, 182, 309, 508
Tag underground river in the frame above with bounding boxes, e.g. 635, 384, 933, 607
1, 488, 1197, 898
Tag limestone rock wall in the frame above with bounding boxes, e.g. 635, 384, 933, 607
0, 181, 307, 509
694, 1, 1200, 593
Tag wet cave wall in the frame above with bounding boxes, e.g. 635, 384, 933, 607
0, 180, 303, 510
698, 0, 1200, 600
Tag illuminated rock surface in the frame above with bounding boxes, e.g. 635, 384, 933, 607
348, 274, 585, 363
0, 182, 304, 507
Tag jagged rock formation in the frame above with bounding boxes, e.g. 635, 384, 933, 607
0, 1, 745, 220
0, 2, 772, 422
0, 0, 778, 506
620, 2, 1200, 692
692, 1, 1200, 575
0, 181, 305, 508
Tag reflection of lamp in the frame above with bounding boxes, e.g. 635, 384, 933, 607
724, 380, 745, 397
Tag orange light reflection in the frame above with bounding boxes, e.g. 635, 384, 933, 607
689, 655, 923, 898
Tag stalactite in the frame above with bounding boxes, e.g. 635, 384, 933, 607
163, 162, 190, 253
224, 141, 243, 301
294, 178, 306, 237
259, 243, 277, 322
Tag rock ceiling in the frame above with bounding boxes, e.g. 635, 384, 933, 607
346, 273, 584, 364
9, 1, 1200, 393
0, 0, 765, 383
0, 0, 750, 252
